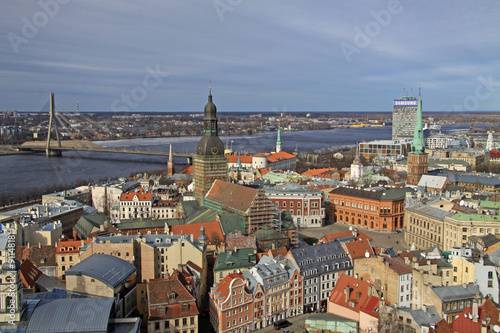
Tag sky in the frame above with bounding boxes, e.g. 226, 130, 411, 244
1, 1, 500, 112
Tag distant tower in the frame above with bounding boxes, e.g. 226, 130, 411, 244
167, 144, 175, 176
407, 88, 428, 186
392, 89, 419, 141
193, 87, 228, 203
276, 124, 282, 153
486, 128, 495, 151
350, 143, 363, 181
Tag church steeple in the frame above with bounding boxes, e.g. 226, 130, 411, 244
410, 87, 425, 155
276, 124, 282, 153
167, 143, 175, 176
407, 86, 428, 186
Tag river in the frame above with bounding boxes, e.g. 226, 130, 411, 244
0, 124, 477, 197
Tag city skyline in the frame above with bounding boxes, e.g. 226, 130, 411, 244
1, 1, 499, 112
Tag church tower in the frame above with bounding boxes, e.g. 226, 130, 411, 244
167, 144, 175, 176
193, 88, 228, 203
407, 88, 428, 186
350, 143, 363, 181
275, 124, 282, 153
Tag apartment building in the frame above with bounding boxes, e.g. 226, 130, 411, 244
265, 184, 325, 228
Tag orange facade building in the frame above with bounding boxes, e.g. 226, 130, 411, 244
329, 187, 411, 232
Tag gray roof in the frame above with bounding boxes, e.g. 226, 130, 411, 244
290, 240, 351, 277
438, 171, 500, 186
0, 233, 8, 251
26, 297, 114, 333
399, 306, 441, 328
406, 201, 452, 220
330, 186, 412, 201
432, 283, 481, 302
65, 254, 136, 288
246, 255, 290, 290
74, 214, 107, 238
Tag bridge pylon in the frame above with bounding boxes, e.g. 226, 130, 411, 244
46, 93, 62, 156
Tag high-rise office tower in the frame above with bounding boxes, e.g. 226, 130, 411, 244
392, 89, 418, 141
193, 88, 228, 203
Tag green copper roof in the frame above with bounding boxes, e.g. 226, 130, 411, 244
450, 213, 500, 222
213, 248, 256, 272
479, 201, 500, 209
276, 127, 281, 146
410, 88, 426, 155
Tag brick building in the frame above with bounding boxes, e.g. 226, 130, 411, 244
209, 273, 254, 333
146, 279, 199, 333
329, 187, 410, 231
265, 184, 325, 228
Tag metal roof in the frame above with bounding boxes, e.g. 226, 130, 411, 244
432, 283, 481, 302
65, 253, 136, 288
26, 297, 114, 333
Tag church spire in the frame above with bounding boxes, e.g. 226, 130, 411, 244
276, 123, 282, 153
410, 86, 425, 154
167, 143, 175, 176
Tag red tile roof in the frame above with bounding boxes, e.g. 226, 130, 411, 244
170, 221, 223, 242
205, 180, 258, 213
226, 155, 253, 164
359, 295, 385, 318
56, 239, 91, 254
267, 151, 296, 163
431, 319, 454, 333
329, 274, 375, 314
147, 279, 198, 320
19, 259, 43, 288
120, 188, 153, 201
320, 230, 373, 243
301, 168, 335, 178
490, 150, 500, 159
16, 245, 57, 268
180, 165, 194, 174
450, 309, 483, 333
211, 272, 244, 302
259, 168, 270, 175
343, 240, 375, 260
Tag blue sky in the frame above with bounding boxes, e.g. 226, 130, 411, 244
1, 1, 499, 112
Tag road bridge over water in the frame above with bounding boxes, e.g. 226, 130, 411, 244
16, 140, 193, 163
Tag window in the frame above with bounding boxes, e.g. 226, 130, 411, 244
175, 319, 179, 327
190, 317, 194, 325
290, 202, 294, 207
155, 322, 160, 330
183, 318, 187, 326
164, 321, 170, 328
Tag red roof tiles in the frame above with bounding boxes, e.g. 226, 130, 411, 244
206, 180, 258, 213
267, 151, 295, 163
19, 259, 43, 288
120, 188, 153, 201
170, 221, 223, 242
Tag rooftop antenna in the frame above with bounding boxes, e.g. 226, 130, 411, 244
403, 88, 406, 98
411, 88, 414, 98
76, 101, 79, 115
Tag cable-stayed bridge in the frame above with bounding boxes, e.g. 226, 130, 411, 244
14, 94, 193, 163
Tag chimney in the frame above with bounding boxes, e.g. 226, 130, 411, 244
38, 243, 41, 248
472, 299, 479, 323
345, 286, 350, 302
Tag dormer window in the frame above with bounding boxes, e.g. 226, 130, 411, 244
169, 292, 176, 300
60, 248, 66, 251
182, 304, 188, 312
